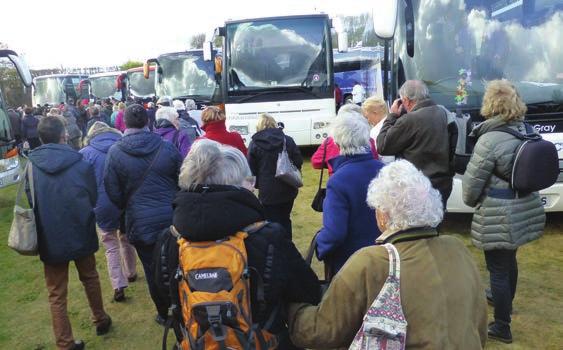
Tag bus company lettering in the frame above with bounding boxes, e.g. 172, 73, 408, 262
194, 272, 218, 280
533, 124, 556, 133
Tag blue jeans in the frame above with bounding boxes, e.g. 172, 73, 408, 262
484, 249, 518, 324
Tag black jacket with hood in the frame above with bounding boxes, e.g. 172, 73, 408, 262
28, 143, 99, 264
248, 128, 303, 205
103, 131, 182, 245
154, 185, 320, 348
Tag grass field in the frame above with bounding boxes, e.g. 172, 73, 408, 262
0, 155, 562, 349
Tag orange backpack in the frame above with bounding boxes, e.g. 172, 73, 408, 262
165, 223, 278, 350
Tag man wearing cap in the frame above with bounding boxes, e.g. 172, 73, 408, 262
104, 104, 182, 324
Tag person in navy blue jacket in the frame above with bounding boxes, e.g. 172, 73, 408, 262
80, 122, 138, 303
316, 111, 384, 275
28, 116, 111, 350
103, 104, 182, 323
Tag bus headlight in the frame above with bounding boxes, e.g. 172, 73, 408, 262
313, 122, 330, 129
229, 125, 249, 135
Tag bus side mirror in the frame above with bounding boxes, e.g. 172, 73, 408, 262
203, 41, 213, 61
372, 0, 399, 40
5, 52, 32, 87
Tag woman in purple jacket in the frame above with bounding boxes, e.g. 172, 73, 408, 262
80, 122, 137, 302
154, 106, 192, 158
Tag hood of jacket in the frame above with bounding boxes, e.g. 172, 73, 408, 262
173, 185, 264, 242
470, 116, 524, 138
251, 128, 285, 151
29, 143, 83, 174
117, 130, 162, 156
88, 131, 122, 154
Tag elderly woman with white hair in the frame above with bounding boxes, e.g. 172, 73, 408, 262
289, 160, 488, 350
315, 111, 384, 275
311, 104, 378, 176
154, 106, 192, 158
153, 140, 321, 349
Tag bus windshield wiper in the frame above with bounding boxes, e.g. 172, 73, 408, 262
237, 87, 320, 103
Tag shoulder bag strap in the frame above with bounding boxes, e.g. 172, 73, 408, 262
383, 243, 401, 280
125, 142, 164, 206
317, 139, 327, 191
15, 162, 33, 208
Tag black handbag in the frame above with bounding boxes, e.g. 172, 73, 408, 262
311, 139, 328, 212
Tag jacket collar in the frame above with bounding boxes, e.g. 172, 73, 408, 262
329, 152, 373, 173
202, 120, 227, 133
470, 116, 524, 138
411, 99, 436, 112
376, 226, 438, 244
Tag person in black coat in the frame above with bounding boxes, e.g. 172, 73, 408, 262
103, 104, 182, 322
248, 114, 303, 239
153, 139, 320, 349
21, 106, 41, 150
28, 116, 111, 349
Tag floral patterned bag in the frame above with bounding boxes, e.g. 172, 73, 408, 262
349, 243, 407, 350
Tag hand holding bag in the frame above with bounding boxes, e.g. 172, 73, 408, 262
311, 139, 328, 212
275, 137, 303, 188
8, 163, 38, 256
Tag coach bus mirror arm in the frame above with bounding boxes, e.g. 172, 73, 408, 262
143, 58, 158, 79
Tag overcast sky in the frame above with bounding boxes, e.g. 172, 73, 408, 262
1, 0, 370, 69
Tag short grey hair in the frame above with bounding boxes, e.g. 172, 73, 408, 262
399, 80, 429, 102
367, 159, 443, 231
185, 99, 197, 111
330, 111, 370, 156
338, 103, 362, 116
155, 106, 179, 123
179, 139, 251, 188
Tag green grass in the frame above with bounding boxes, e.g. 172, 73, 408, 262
0, 155, 561, 349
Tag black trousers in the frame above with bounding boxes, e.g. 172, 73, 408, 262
262, 200, 295, 240
134, 243, 168, 318
484, 249, 518, 324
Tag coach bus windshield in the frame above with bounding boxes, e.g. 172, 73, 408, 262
402, 0, 563, 109
129, 70, 155, 98
225, 16, 332, 96
90, 75, 119, 100
157, 52, 216, 101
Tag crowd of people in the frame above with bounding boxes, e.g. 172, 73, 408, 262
14, 78, 544, 349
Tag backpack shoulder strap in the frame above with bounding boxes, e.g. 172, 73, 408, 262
125, 142, 164, 206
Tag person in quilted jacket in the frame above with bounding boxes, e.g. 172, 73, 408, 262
463, 79, 545, 344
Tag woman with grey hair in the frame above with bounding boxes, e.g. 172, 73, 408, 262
289, 160, 487, 349
315, 112, 384, 275
153, 140, 321, 349
154, 106, 192, 158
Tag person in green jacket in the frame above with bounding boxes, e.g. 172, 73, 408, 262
463, 79, 545, 344
288, 160, 487, 350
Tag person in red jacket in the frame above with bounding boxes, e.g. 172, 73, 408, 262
198, 106, 247, 155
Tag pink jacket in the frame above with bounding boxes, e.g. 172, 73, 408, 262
311, 137, 379, 175
114, 110, 126, 132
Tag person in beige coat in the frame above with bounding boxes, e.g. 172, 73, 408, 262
288, 160, 487, 349
463, 79, 545, 343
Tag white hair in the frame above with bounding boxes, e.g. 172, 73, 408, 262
179, 139, 251, 188
185, 99, 197, 111
173, 99, 186, 111
155, 106, 178, 123
367, 160, 443, 231
338, 103, 362, 116
399, 80, 430, 102
330, 111, 370, 156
